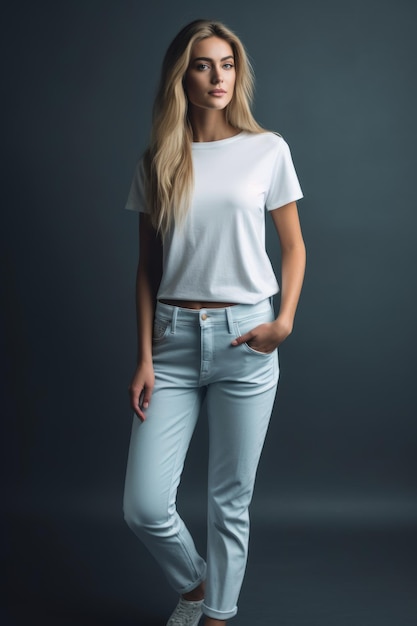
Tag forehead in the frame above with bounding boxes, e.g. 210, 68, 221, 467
190, 36, 234, 60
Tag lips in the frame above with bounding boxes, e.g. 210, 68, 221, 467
209, 89, 226, 95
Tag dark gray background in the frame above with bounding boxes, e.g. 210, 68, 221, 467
2, 1, 417, 624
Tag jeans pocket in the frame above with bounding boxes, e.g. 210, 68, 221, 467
153, 319, 170, 342
241, 341, 275, 356
235, 317, 276, 357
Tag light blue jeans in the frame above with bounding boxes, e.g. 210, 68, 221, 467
123, 298, 279, 620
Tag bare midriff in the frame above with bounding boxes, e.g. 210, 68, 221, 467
159, 299, 236, 310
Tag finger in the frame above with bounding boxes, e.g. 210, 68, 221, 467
136, 407, 146, 422
231, 332, 252, 346
130, 386, 146, 421
134, 406, 146, 422
130, 395, 145, 421
141, 384, 154, 410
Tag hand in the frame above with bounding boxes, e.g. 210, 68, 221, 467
128, 361, 155, 422
231, 318, 293, 353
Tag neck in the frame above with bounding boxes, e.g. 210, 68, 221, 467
188, 108, 239, 142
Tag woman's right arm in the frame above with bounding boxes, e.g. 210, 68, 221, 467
129, 212, 163, 421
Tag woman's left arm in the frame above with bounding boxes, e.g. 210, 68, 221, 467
232, 201, 306, 353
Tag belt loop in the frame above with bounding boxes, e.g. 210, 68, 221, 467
171, 307, 178, 334
226, 306, 234, 335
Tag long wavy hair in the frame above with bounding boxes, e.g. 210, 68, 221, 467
144, 19, 265, 236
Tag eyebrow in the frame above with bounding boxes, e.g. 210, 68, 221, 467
192, 55, 234, 62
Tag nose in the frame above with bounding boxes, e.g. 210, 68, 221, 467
211, 66, 223, 84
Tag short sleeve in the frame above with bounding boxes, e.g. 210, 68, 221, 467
265, 137, 303, 211
124, 158, 150, 213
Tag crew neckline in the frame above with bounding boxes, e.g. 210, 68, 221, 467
192, 131, 247, 148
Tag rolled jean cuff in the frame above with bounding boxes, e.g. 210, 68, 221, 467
202, 602, 238, 620
177, 564, 207, 595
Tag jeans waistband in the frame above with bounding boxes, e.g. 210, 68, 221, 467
155, 298, 273, 332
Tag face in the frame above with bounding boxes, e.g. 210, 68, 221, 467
184, 36, 236, 111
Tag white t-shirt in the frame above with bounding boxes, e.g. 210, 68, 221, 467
125, 131, 303, 304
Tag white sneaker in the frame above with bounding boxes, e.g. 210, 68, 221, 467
166, 597, 204, 626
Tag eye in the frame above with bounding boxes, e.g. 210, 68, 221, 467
196, 63, 210, 71
223, 63, 234, 70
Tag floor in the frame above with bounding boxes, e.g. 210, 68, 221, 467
4, 503, 417, 625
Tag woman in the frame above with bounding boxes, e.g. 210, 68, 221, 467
123, 18, 306, 626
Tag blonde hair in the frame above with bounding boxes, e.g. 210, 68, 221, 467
144, 19, 265, 236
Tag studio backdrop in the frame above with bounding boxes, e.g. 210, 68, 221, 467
2, 0, 416, 528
